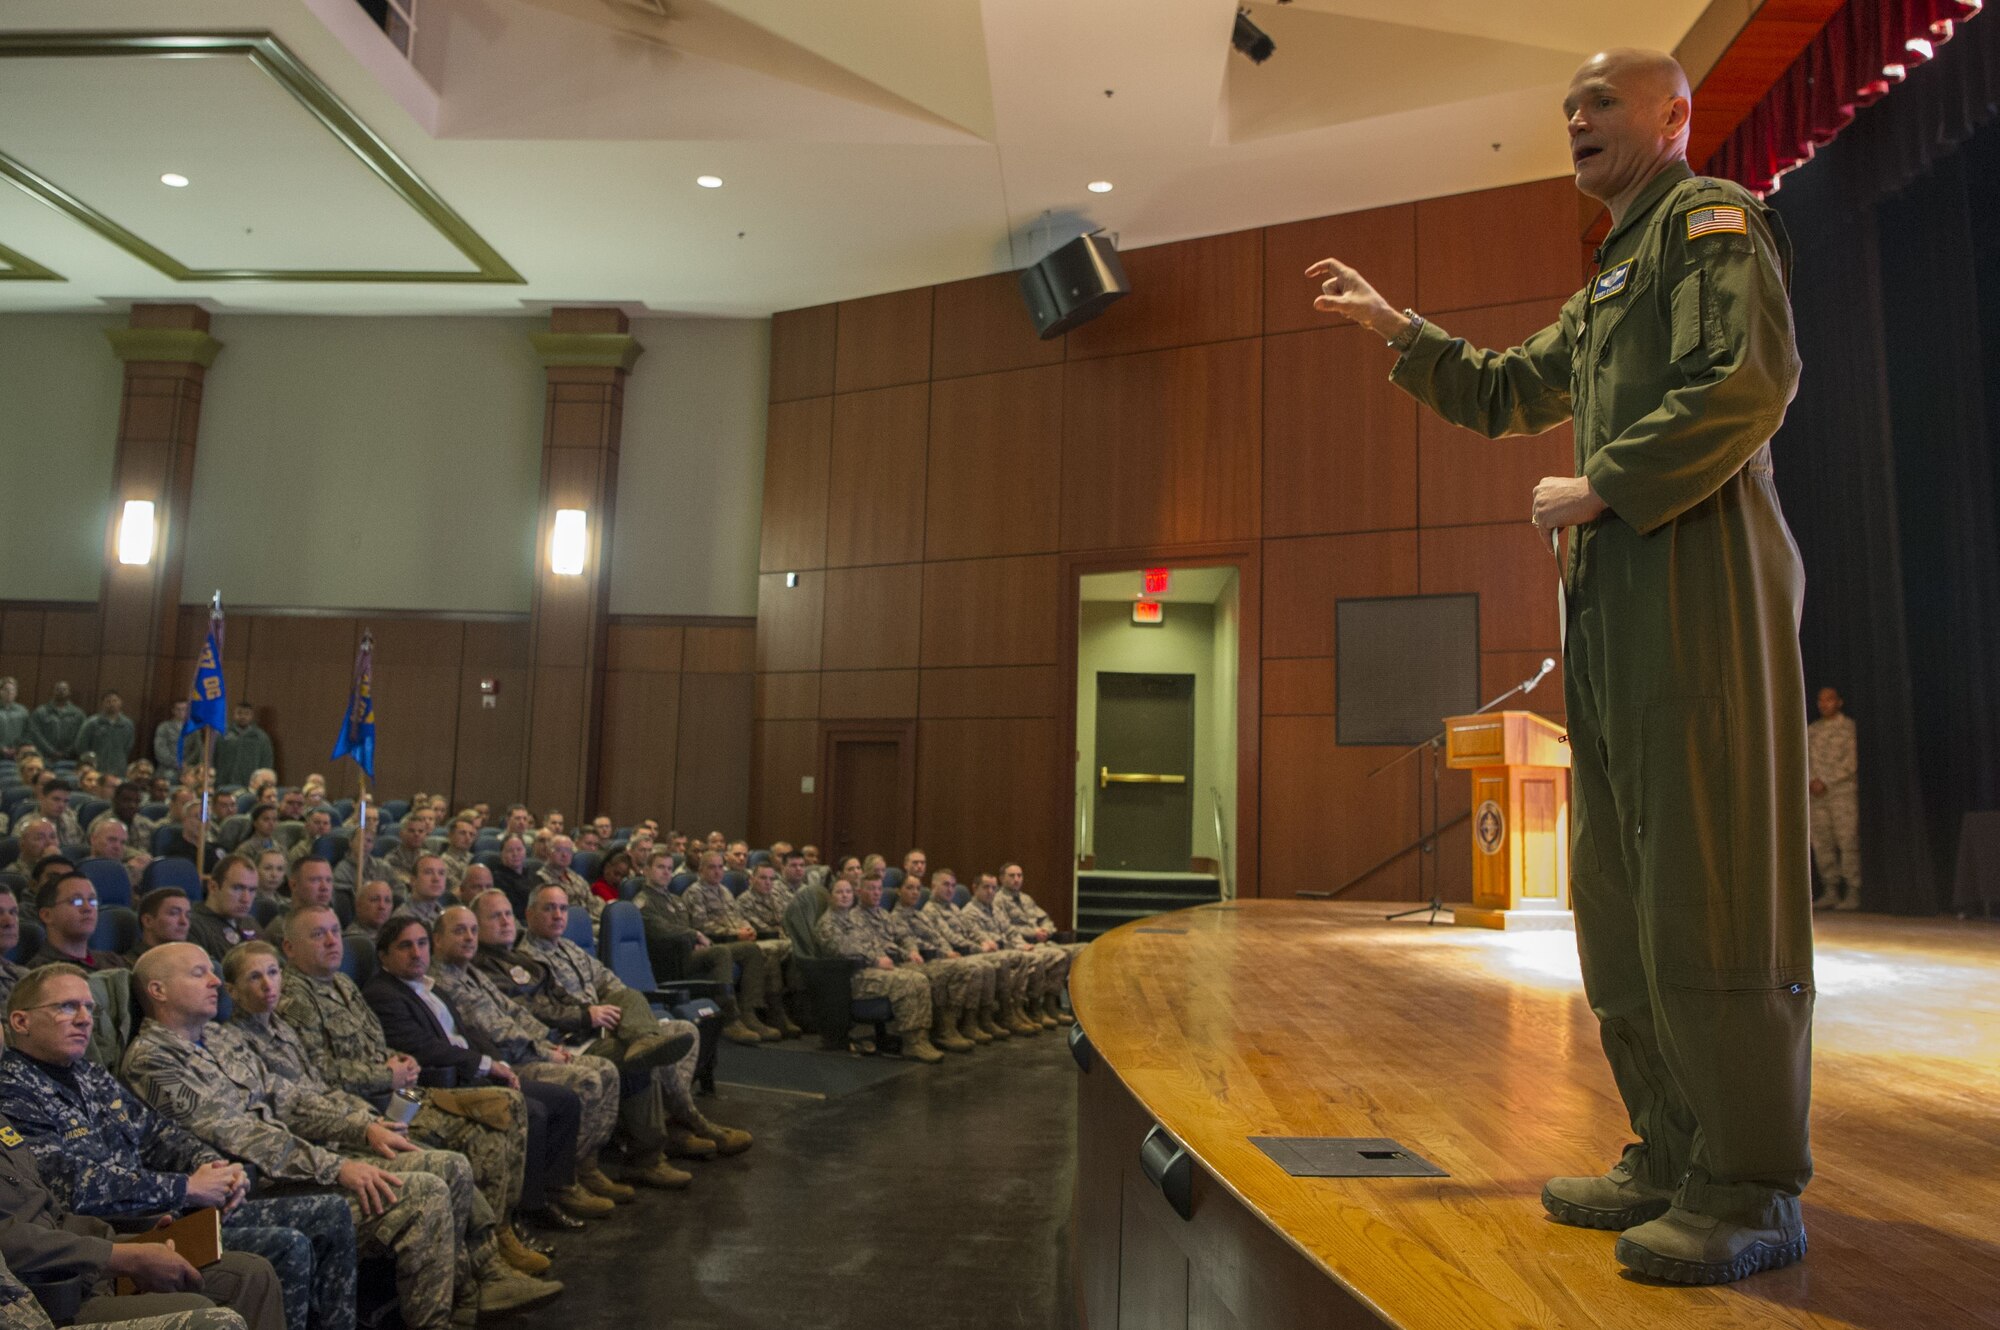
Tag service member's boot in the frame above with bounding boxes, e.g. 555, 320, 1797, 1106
1614, 1207, 1808, 1285
578, 1155, 635, 1203
688, 1112, 753, 1155
1003, 995, 1041, 1037
1036, 994, 1060, 1029
980, 1002, 1011, 1039
903, 1030, 946, 1063
628, 1150, 694, 1189
770, 1005, 805, 1039
1047, 993, 1074, 1026
666, 1124, 718, 1160
1540, 1156, 1676, 1230
1836, 881, 1861, 911
959, 1005, 992, 1044
552, 1183, 615, 1219
623, 1028, 697, 1071
722, 1017, 766, 1045
933, 1007, 975, 1053
479, 1258, 564, 1312
496, 1223, 552, 1276
745, 1010, 784, 1041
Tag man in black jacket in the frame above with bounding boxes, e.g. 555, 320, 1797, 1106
361, 914, 591, 1227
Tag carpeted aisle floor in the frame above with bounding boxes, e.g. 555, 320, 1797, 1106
515, 1029, 1080, 1330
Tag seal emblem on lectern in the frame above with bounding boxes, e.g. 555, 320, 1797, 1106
1474, 800, 1505, 855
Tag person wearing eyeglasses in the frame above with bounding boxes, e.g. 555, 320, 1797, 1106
28, 874, 128, 971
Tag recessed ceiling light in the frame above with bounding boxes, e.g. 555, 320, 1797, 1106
160, 173, 190, 188
1087, 180, 1114, 193
696, 175, 723, 188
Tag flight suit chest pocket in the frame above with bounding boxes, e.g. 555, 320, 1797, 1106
1669, 269, 1717, 371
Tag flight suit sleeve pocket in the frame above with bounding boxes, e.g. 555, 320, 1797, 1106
1669, 269, 1712, 369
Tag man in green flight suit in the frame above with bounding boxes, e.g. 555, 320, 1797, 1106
1309, 48, 1813, 1285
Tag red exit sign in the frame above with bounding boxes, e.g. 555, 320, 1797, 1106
1142, 567, 1170, 594
1132, 601, 1164, 626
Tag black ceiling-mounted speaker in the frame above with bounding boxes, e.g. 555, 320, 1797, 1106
1018, 232, 1129, 339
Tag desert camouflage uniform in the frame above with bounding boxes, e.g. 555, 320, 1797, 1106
813, 905, 930, 1035
918, 898, 1031, 1005
870, 904, 979, 1020
999, 886, 1084, 975
430, 957, 620, 1160
734, 884, 793, 939
379, 845, 424, 893
274, 968, 525, 1224
632, 886, 758, 1017
119, 1020, 468, 1330
679, 882, 788, 1012
889, 901, 999, 1012
0, 1049, 355, 1330
959, 896, 1063, 1001
1807, 711, 1860, 899
439, 848, 472, 889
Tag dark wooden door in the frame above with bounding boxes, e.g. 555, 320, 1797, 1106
826, 737, 907, 868
1094, 672, 1194, 872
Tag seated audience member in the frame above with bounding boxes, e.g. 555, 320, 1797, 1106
737, 858, 795, 940
75, 692, 136, 778
665, 831, 688, 864
382, 814, 435, 892
347, 879, 396, 946
501, 807, 534, 839
299, 774, 327, 804
26, 683, 85, 763
489, 836, 534, 918
440, 817, 478, 885
995, 861, 1078, 1025
4, 818, 57, 881
135, 788, 187, 845
800, 845, 827, 888
591, 851, 632, 904
153, 699, 188, 772
814, 876, 941, 1063
591, 815, 616, 841
132, 886, 194, 961
486, 888, 745, 1161
125, 943, 558, 1323
623, 828, 657, 866
185, 857, 264, 964
251, 849, 288, 901
405, 856, 452, 927
541, 813, 565, 837
961, 872, 1061, 1030
924, 869, 1026, 1038
631, 850, 768, 1045
35, 779, 85, 847
0, 886, 28, 1004
86, 813, 131, 869
237, 805, 282, 858
273, 856, 339, 941
722, 842, 750, 873
858, 867, 974, 1053
287, 808, 334, 865
219, 943, 549, 1278
162, 804, 226, 876
273, 907, 600, 1231
885, 866, 994, 1050
276, 789, 307, 824
427, 906, 635, 1195
528, 832, 552, 866
455, 863, 495, 908
30, 874, 128, 972
0, 964, 354, 1330
573, 829, 601, 855
331, 811, 393, 893
110, 779, 147, 832
535, 838, 596, 924
364, 916, 592, 1231
680, 855, 797, 1038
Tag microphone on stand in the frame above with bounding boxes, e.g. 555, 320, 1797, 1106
1523, 657, 1556, 692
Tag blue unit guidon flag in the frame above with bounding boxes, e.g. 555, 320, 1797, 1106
1686, 205, 1748, 239
331, 630, 376, 779
179, 594, 227, 762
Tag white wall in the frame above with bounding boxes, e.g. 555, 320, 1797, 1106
1210, 579, 1240, 891
186, 315, 545, 612
0, 314, 124, 601
609, 317, 769, 617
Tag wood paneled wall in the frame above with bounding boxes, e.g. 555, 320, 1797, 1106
755, 176, 1586, 921
4, 602, 752, 830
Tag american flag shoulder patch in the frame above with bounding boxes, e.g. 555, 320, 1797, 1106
1686, 205, 1749, 239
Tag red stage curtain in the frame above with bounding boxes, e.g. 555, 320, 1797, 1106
1708, 0, 1985, 192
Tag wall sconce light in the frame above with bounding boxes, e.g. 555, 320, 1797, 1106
550, 508, 588, 576
116, 500, 156, 565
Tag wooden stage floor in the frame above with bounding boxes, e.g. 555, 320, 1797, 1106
1069, 900, 2000, 1330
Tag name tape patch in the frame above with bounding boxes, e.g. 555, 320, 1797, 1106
1590, 259, 1634, 303
1686, 205, 1748, 239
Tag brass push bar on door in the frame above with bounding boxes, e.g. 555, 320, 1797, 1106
1100, 767, 1188, 789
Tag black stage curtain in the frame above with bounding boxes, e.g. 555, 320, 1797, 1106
1771, 13, 2000, 913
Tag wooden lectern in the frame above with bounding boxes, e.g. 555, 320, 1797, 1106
1443, 711, 1572, 930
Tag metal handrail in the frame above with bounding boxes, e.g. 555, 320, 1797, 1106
1077, 783, 1090, 861
1210, 787, 1234, 901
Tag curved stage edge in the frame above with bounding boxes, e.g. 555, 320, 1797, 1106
1068, 899, 2000, 1330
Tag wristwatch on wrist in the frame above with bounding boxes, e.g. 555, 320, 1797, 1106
1387, 309, 1424, 352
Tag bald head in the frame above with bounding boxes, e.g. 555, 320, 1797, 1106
1565, 49, 1691, 216
132, 942, 219, 1026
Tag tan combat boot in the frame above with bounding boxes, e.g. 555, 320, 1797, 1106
665, 1124, 718, 1160
628, 1150, 694, 1189
981, 1002, 1011, 1039
1003, 996, 1041, 1037
577, 1155, 635, 1203
479, 1259, 563, 1312
1541, 1153, 1676, 1230
552, 1183, 614, 1219
1036, 994, 1059, 1029
959, 1005, 992, 1044
1615, 1207, 1808, 1284
904, 1031, 945, 1063
1048, 993, 1074, 1026
933, 1006, 975, 1053
722, 1018, 766, 1045
496, 1223, 551, 1276
688, 1113, 753, 1156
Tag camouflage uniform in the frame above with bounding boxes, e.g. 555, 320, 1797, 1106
275, 968, 526, 1225
184, 907, 262, 967
1806, 711, 1859, 904
331, 855, 395, 895
630, 886, 748, 1019
533, 867, 599, 926
439, 848, 472, 890
999, 886, 1084, 973
502, 938, 700, 1130
918, 897, 1031, 1007
0, 962, 26, 1008
0, 1050, 355, 1330
117, 1021, 467, 1330
679, 883, 788, 1015
890, 900, 1000, 1012
960, 896, 1063, 1001
871, 904, 981, 1021
430, 958, 621, 1160
813, 906, 930, 1034
379, 845, 424, 893
734, 884, 793, 939
0, 1249, 245, 1330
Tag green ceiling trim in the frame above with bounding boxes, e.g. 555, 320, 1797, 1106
530, 332, 644, 371
0, 239, 62, 281
0, 31, 524, 286
105, 326, 224, 368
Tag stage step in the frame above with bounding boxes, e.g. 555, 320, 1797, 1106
1075, 872, 1222, 940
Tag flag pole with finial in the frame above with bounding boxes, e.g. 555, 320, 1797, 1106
181, 592, 227, 876
332, 630, 377, 888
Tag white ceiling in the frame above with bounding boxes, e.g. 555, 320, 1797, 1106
1080, 567, 1239, 606
0, 0, 1720, 317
